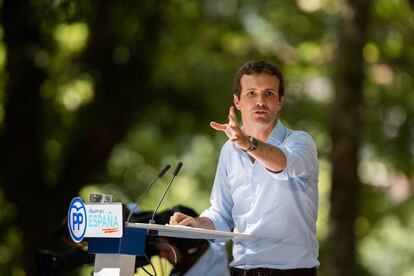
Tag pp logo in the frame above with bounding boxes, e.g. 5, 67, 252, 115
68, 197, 87, 242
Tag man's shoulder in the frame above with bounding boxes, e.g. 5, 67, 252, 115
284, 128, 316, 145
221, 139, 235, 151
216, 140, 236, 161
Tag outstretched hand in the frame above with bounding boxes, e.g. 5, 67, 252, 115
210, 106, 249, 150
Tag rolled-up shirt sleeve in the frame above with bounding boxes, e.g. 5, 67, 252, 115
269, 131, 318, 180
201, 144, 234, 232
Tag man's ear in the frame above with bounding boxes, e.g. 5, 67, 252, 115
233, 94, 241, 110
278, 96, 285, 112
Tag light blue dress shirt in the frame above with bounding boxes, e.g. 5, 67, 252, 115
201, 120, 319, 269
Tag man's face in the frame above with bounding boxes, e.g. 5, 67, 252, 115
234, 73, 284, 131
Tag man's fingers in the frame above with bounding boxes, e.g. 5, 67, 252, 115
228, 114, 236, 127
169, 212, 189, 225
228, 122, 242, 137
228, 123, 240, 130
211, 106, 241, 140
230, 106, 237, 116
178, 216, 196, 226
230, 106, 238, 120
212, 106, 239, 130
228, 107, 238, 127
169, 212, 199, 227
210, 121, 227, 131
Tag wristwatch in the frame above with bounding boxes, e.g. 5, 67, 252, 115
246, 136, 258, 151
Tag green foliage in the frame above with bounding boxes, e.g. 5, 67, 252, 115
0, 0, 413, 275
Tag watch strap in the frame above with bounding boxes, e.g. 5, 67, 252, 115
246, 136, 257, 151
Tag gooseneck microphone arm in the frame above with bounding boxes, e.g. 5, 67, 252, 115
126, 164, 171, 223
150, 162, 183, 224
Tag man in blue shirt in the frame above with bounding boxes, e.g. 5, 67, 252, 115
170, 61, 319, 275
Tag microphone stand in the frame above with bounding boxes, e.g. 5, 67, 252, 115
149, 162, 183, 224
126, 164, 171, 223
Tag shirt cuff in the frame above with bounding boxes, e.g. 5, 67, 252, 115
200, 208, 232, 233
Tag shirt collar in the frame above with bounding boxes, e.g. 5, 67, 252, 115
267, 120, 286, 146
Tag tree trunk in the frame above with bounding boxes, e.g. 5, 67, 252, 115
0, 0, 167, 274
323, 0, 370, 275
0, 1, 46, 275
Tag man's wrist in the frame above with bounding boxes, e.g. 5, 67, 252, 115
242, 135, 250, 151
198, 216, 215, 230
247, 136, 258, 151
242, 135, 258, 151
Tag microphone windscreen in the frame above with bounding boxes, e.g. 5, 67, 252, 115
158, 164, 171, 177
173, 162, 183, 176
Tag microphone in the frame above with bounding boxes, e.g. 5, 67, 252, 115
126, 164, 171, 223
150, 162, 183, 224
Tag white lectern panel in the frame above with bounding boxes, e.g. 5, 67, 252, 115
126, 222, 254, 239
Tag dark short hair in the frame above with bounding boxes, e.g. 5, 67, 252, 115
233, 61, 285, 99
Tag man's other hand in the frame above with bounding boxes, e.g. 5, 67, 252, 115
169, 212, 215, 230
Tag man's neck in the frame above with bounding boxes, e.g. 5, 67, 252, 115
245, 121, 277, 142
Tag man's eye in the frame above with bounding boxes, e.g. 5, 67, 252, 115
247, 91, 255, 97
266, 91, 275, 97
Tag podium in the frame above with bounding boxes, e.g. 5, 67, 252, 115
88, 223, 253, 276
67, 197, 253, 276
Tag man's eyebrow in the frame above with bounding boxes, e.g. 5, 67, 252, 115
245, 88, 276, 91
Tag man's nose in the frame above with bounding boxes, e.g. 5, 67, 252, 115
256, 95, 266, 106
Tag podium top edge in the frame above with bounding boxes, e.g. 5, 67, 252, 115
125, 222, 254, 239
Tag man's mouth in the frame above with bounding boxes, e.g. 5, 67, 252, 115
253, 110, 268, 115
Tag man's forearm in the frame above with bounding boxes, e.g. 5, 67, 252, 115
246, 139, 287, 172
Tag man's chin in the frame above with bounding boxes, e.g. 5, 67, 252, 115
250, 120, 275, 131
